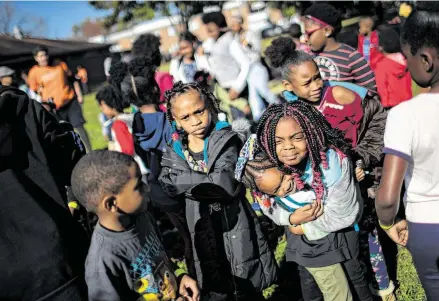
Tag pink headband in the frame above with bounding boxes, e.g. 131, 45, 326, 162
305, 15, 333, 29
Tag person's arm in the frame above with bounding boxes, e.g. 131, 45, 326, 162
86, 259, 131, 301
159, 148, 193, 197
169, 59, 180, 82
376, 107, 412, 226
112, 120, 134, 156
349, 50, 377, 92
376, 155, 407, 225
355, 94, 387, 168
73, 81, 83, 104
189, 139, 240, 198
256, 193, 323, 227
229, 40, 251, 95
27, 68, 39, 92
302, 158, 360, 240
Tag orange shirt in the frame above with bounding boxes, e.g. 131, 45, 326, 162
28, 65, 74, 109
77, 68, 88, 84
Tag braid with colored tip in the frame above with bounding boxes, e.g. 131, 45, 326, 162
256, 102, 351, 199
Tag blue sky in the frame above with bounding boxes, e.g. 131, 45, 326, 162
11, 1, 109, 39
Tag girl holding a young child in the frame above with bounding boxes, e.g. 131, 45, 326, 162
236, 102, 372, 301
263, 37, 393, 299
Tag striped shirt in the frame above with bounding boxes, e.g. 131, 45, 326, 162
313, 43, 377, 93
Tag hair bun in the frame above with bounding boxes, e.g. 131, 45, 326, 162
416, 1, 439, 13
264, 37, 297, 68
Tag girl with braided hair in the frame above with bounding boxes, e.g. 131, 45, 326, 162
159, 81, 277, 301
266, 38, 395, 300
109, 57, 199, 279
256, 102, 376, 301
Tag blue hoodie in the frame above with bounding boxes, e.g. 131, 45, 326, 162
133, 112, 172, 152
132, 112, 179, 211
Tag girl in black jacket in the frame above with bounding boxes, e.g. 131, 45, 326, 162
159, 82, 277, 301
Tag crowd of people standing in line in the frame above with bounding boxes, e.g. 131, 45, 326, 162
1, 1, 439, 301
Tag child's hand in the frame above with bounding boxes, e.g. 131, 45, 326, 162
179, 275, 200, 301
228, 88, 239, 100
289, 200, 323, 225
355, 167, 366, 182
288, 225, 304, 235
383, 218, 409, 247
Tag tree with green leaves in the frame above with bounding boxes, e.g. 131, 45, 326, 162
88, 1, 223, 33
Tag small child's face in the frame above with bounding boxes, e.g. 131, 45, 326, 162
275, 117, 308, 167
113, 164, 148, 215
255, 167, 295, 197
99, 100, 116, 119
359, 17, 374, 36
171, 90, 211, 140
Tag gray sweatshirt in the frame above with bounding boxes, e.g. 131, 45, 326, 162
85, 213, 181, 301
259, 157, 361, 240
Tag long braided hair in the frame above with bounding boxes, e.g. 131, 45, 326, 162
164, 81, 222, 128
256, 102, 351, 199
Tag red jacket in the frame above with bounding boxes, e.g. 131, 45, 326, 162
358, 31, 380, 70
374, 53, 412, 108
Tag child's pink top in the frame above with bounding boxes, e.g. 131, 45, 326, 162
155, 71, 174, 112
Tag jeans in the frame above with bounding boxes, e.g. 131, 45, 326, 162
406, 221, 439, 300
246, 62, 279, 122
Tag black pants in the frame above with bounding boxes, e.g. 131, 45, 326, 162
299, 229, 373, 301
166, 209, 196, 278
343, 229, 374, 301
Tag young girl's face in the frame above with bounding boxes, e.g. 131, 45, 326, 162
275, 117, 308, 166
255, 167, 295, 197
171, 90, 211, 139
304, 18, 329, 52
283, 60, 324, 103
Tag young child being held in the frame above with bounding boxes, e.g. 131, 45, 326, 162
71, 150, 199, 301
159, 82, 277, 300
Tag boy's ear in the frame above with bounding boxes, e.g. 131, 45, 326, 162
103, 196, 117, 212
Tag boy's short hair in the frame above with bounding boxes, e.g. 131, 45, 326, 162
202, 11, 227, 28
71, 151, 137, 212
378, 25, 401, 53
304, 3, 342, 35
33, 45, 48, 57
289, 23, 302, 39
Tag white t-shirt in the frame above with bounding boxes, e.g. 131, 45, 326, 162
383, 93, 439, 224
